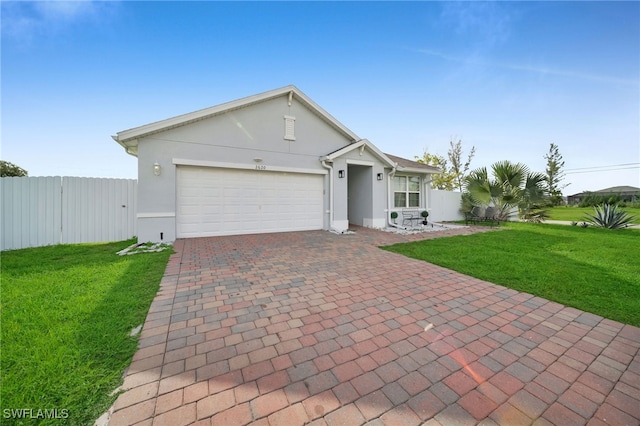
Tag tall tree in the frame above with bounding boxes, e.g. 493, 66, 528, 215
414, 151, 457, 190
448, 138, 476, 191
0, 161, 28, 177
543, 143, 567, 205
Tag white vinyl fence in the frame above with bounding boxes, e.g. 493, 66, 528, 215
1, 177, 137, 251
429, 189, 464, 222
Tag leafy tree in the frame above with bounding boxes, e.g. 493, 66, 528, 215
448, 138, 476, 191
543, 143, 568, 205
414, 151, 457, 190
415, 138, 475, 191
0, 161, 28, 177
464, 160, 548, 221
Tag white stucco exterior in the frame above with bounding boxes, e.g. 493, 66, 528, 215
113, 85, 439, 243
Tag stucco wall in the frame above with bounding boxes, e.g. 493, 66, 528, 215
329, 147, 389, 231
135, 95, 354, 242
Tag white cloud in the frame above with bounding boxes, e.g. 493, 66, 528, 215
411, 47, 639, 87
36, 1, 100, 20
1, 1, 120, 43
439, 1, 514, 48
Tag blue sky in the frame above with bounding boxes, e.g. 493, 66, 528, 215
2, 1, 638, 195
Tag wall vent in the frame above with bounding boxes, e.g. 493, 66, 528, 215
284, 115, 296, 141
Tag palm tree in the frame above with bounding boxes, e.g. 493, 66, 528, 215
463, 161, 548, 221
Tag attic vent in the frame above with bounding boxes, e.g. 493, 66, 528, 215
284, 115, 296, 141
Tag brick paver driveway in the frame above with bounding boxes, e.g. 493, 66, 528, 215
109, 227, 640, 426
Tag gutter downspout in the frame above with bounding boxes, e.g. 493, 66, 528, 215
387, 163, 403, 229
425, 176, 432, 213
321, 159, 334, 230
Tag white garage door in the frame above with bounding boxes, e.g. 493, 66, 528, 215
176, 166, 324, 238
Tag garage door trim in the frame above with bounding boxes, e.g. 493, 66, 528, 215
173, 158, 328, 175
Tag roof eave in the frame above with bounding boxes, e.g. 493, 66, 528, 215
397, 166, 440, 174
114, 85, 360, 144
112, 135, 138, 157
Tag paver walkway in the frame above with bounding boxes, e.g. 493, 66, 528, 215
108, 226, 640, 426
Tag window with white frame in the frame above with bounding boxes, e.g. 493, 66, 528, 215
393, 176, 420, 208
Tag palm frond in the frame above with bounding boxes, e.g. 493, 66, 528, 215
492, 161, 527, 189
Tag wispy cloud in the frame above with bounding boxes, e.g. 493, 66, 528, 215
410, 47, 639, 87
2, 1, 120, 43
500, 61, 639, 86
423, 2, 638, 87
439, 1, 514, 49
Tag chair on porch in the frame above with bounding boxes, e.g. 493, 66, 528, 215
401, 209, 421, 228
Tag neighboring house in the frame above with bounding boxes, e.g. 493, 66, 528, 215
567, 186, 640, 205
113, 85, 439, 243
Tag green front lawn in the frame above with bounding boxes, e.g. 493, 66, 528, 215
383, 222, 640, 326
1, 240, 172, 425
547, 206, 640, 224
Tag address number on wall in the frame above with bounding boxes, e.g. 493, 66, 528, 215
255, 165, 267, 170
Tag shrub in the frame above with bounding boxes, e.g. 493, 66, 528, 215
521, 208, 550, 223
583, 204, 636, 229
578, 192, 625, 207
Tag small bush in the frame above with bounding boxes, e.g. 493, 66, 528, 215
521, 208, 550, 223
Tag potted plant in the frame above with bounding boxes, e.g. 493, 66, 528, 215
390, 211, 398, 224
421, 210, 429, 225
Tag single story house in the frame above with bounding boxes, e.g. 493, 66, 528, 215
567, 186, 640, 205
113, 85, 439, 243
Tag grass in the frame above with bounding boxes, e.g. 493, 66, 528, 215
1, 239, 172, 425
383, 222, 640, 327
547, 205, 640, 224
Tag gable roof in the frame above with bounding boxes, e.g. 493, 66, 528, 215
323, 144, 440, 174
324, 139, 396, 168
113, 85, 361, 156
385, 153, 441, 174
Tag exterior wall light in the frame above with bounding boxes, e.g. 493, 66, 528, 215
338, 170, 345, 178
377, 173, 383, 181
153, 162, 161, 176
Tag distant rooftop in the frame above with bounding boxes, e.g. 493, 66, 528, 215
569, 186, 639, 197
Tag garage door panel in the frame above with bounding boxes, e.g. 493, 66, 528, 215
177, 165, 323, 238
201, 188, 221, 198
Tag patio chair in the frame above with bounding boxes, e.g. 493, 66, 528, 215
483, 206, 499, 226
464, 206, 484, 225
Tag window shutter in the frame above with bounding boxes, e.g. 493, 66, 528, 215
284, 115, 296, 141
